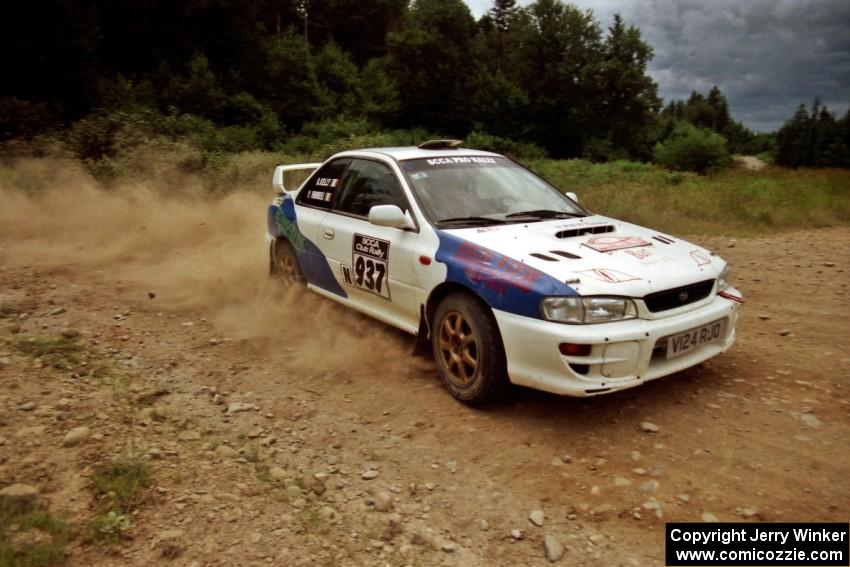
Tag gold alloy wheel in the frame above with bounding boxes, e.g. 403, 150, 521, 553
437, 310, 479, 387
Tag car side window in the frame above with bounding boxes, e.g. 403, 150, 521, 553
332, 159, 409, 218
296, 158, 351, 209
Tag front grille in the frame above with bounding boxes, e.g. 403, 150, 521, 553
643, 279, 714, 313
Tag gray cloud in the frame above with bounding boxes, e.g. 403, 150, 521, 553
465, 0, 850, 131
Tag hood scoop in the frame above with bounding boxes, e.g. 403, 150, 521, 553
555, 224, 614, 239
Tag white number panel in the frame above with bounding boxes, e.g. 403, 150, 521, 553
342, 234, 391, 300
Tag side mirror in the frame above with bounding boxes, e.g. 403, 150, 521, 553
369, 205, 415, 229
566, 191, 579, 203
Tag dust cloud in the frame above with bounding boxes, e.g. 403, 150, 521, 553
0, 156, 415, 374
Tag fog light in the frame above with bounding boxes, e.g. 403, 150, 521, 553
559, 343, 591, 356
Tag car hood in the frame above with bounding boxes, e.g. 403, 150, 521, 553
442, 215, 725, 297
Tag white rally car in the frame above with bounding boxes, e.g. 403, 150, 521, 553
266, 141, 743, 404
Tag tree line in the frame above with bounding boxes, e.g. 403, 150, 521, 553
1, 0, 847, 169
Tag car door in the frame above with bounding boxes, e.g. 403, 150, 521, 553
289, 158, 351, 297
316, 158, 425, 332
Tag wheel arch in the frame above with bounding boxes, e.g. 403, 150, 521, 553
422, 282, 493, 340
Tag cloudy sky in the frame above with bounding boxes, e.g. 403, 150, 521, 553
464, 0, 850, 132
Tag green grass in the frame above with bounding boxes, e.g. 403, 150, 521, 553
529, 159, 850, 235
0, 502, 71, 567
87, 510, 132, 546
87, 449, 151, 546
13, 336, 81, 368
91, 451, 151, 512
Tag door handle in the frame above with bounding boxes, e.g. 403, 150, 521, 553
322, 228, 335, 239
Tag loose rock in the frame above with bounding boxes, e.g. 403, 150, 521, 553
374, 491, 393, 512
800, 414, 821, 428
268, 466, 288, 481
63, 426, 91, 446
0, 483, 39, 510
544, 534, 565, 562
178, 430, 201, 441
529, 509, 545, 526
216, 445, 239, 459
640, 421, 659, 433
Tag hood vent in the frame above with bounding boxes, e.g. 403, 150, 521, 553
529, 250, 583, 262
555, 225, 614, 239
653, 235, 675, 244
550, 250, 581, 260
530, 252, 558, 261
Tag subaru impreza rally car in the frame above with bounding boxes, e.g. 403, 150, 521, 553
266, 140, 743, 404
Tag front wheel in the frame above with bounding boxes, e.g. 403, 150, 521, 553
431, 293, 510, 404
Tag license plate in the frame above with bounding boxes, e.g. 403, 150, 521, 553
666, 320, 724, 359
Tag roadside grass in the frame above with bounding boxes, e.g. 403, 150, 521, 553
87, 447, 151, 545
91, 450, 151, 512
13, 336, 81, 369
0, 501, 71, 567
529, 159, 850, 236
0, 302, 19, 318
3, 147, 848, 236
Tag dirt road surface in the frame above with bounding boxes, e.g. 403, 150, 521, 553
1, 166, 848, 566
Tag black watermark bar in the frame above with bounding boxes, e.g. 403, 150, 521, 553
666, 523, 849, 566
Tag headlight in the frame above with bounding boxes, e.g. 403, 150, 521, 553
718, 265, 731, 291
541, 296, 637, 324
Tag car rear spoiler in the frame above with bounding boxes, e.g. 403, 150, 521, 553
272, 163, 322, 194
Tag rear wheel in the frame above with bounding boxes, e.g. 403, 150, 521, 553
432, 293, 510, 404
271, 239, 304, 284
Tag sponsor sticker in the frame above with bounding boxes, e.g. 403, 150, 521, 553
583, 235, 652, 252
425, 156, 497, 166
348, 234, 391, 299
690, 250, 711, 266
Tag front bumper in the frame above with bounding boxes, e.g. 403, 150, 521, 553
494, 288, 741, 396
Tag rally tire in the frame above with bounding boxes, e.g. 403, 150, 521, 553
271, 239, 305, 285
432, 292, 511, 405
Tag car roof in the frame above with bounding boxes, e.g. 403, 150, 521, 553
332, 146, 502, 162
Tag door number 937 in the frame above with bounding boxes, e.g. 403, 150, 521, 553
354, 254, 387, 296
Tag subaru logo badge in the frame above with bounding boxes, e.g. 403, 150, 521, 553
678, 290, 689, 302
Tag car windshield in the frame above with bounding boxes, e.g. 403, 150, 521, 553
400, 156, 585, 227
